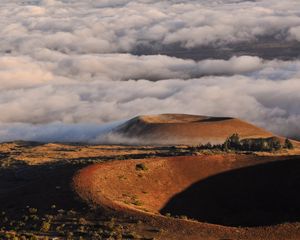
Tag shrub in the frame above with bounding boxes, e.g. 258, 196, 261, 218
123, 231, 141, 239
66, 231, 74, 240
268, 137, 282, 151
40, 221, 51, 232
30, 215, 39, 221
135, 163, 148, 171
241, 137, 282, 152
284, 138, 294, 149
79, 217, 88, 225
132, 200, 143, 206
29, 235, 38, 240
223, 133, 241, 150
196, 134, 283, 152
28, 208, 37, 214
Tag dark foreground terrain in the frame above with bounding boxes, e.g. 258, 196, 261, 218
0, 142, 193, 239
161, 158, 300, 227
1, 141, 300, 239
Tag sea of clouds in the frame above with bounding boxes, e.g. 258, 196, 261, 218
0, 0, 300, 142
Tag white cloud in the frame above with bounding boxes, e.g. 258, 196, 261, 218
0, 0, 300, 142
0, 72, 299, 139
289, 26, 300, 41
2, 0, 300, 56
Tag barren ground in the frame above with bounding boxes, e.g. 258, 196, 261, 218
1, 141, 300, 239
73, 154, 300, 240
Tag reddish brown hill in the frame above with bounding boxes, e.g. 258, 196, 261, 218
73, 155, 300, 240
112, 114, 274, 145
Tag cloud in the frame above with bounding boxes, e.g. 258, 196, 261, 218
289, 26, 300, 41
2, 0, 300, 56
0, 121, 124, 143
0, 71, 299, 140
0, 0, 300, 143
0, 56, 54, 89
3, 53, 300, 87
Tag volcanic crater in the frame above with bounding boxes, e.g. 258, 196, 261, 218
73, 154, 300, 227
112, 113, 274, 145
73, 114, 300, 239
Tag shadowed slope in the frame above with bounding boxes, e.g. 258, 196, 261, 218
161, 158, 300, 227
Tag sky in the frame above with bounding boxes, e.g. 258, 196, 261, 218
0, 0, 300, 142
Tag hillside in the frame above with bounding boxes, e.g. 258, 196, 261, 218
73, 154, 300, 240
112, 114, 274, 145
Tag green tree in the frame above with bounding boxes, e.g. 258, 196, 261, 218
269, 137, 282, 151
223, 133, 241, 150
284, 138, 294, 149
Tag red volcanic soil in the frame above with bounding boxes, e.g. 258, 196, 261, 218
73, 154, 300, 240
112, 114, 274, 145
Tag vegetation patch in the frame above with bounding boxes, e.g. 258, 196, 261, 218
194, 134, 294, 153
0, 204, 154, 240
135, 163, 148, 171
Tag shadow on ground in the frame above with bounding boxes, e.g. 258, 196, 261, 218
161, 158, 300, 227
0, 161, 89, 217
0, 146, 188, 216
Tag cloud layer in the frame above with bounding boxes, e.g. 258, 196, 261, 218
0, 0, 300, 142
2, 0, 300, 55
